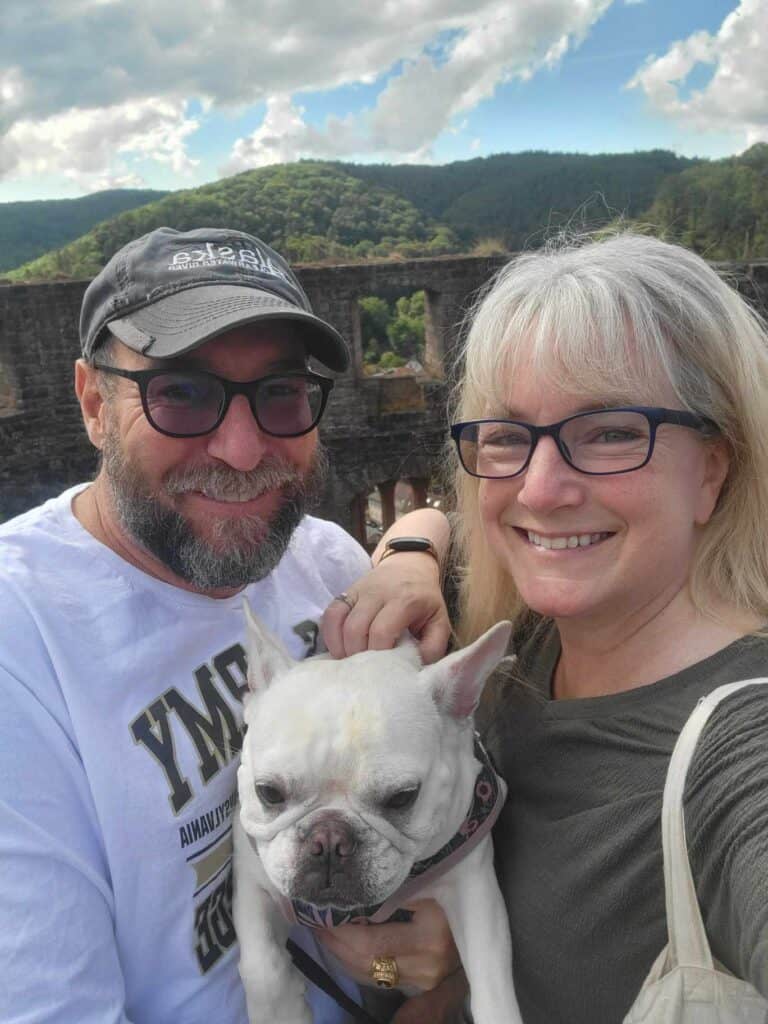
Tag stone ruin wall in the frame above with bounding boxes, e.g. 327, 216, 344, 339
0, 255, 506, 538
1, 255, 767, 542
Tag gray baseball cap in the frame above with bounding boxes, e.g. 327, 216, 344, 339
79, 226, 349, 372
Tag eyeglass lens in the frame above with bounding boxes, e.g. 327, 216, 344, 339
460, 410, 654, 477
144, 372, 323, 437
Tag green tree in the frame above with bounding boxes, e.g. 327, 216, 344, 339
378, 350, 407, 369
387, 292, 426, 361
642, 144, 768, 258
359, 296, 392, 360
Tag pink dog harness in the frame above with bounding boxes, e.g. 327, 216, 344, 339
278, 736, 507, 929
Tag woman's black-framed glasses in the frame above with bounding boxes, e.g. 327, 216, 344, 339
451, 406, 719, 479
94, 365, 334, 439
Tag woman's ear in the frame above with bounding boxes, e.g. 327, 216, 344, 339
75, 359, 107, 449
695, 437, 730, 525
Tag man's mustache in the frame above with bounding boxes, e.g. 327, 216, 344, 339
164, 459, 303, 503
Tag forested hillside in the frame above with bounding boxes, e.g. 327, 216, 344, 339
340, 149, 697, 249
0, 189, 167, 272
5, 164, 457, 281
4, 145, 768, 282
645, 143, 768, 259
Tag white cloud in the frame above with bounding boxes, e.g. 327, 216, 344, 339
226, 96, 362, 170
226, 0, 613, 171
0, 0, 614, 188
4, 98, 199, 191
626, 0, 768, 146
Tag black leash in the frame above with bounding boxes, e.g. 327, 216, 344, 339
286, 938, 383, 1024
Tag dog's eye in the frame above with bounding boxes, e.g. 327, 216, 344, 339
256, 784, 285, 807
384, 785, 420, 811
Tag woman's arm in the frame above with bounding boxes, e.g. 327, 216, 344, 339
321, 508, 452, 663
686, 685, 768, 995
369, 507, 452, 566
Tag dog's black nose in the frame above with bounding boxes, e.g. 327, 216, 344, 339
309, 819, 357, 862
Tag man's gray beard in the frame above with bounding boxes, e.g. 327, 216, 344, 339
101, 431, 328, 592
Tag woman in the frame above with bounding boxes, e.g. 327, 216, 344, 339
321, 233, 768, 1022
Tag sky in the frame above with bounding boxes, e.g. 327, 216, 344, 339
0, 0, 765, 203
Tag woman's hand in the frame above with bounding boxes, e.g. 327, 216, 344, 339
319, 901, 469, 1023
317, 899, 461, 992
323, 506, 451, 663
391, 968, 469, 1024
321, 552, 451, 664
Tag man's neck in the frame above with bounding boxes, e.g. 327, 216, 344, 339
71, 479, 244, 599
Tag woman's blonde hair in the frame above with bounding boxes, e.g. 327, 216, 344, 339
452, 232, 768, 643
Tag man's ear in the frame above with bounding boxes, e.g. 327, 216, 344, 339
75, 358, 107, 450
419, 621, 513, 720
243, 600, 297, 694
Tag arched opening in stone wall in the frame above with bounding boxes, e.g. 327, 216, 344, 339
356, 287, 442, 379
349, 478, 443, 552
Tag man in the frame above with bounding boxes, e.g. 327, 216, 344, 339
0, 228, 372, 1023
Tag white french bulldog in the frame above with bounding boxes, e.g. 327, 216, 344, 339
233, 603, 523, 1024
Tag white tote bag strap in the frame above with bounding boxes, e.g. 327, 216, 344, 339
662, 676, 768, 968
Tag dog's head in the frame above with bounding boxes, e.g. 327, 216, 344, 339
238, 603, 510, 910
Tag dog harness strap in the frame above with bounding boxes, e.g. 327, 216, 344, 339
285, 938, 383, 1023
281, 736, 507, 929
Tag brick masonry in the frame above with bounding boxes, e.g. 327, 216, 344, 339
1, 255, 767, 534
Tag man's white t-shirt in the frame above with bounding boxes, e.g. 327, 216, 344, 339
0, 486, 371, 1024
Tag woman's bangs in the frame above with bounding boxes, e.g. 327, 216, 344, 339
471, 304, 667, 414
527, 323, 660, 405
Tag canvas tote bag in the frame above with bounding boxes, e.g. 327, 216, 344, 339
624, 678, 768, 1023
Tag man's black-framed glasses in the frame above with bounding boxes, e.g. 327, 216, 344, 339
94, 364, 334, 439
451, 407, 718, 479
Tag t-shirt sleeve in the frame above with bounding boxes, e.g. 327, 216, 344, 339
300, 517, 371, 596
685, 686, 768, 997
0, 600, 134, 1023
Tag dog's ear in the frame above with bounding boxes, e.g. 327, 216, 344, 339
421, 621, 512, 720
243, 599, 297, 693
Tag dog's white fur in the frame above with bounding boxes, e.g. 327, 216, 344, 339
233, 604, 523, 1024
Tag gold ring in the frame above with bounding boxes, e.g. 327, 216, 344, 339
334, 592, 356, 611
369, 955, 399, 988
